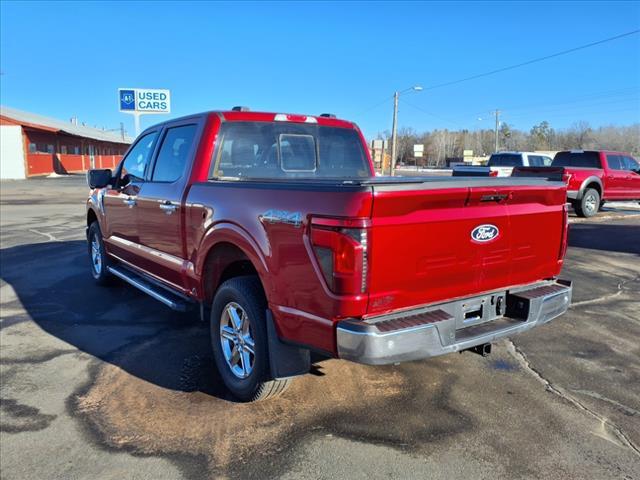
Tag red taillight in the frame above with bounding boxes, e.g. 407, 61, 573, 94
310, 218, 369, 295
489, 170, 499, 177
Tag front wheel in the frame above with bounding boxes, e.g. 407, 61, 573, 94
210, 276, 291, 401
574, 188, 600, 218
87, 222, 112, 285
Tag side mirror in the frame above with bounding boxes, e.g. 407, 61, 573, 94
87, 169, 112, 189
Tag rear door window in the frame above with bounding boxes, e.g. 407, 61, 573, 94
606, 154, 624, 170
552, 151, 602, 168
151, 124, 197, 182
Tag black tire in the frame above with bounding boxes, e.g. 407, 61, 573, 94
574, 188, 600, 218
210, 276, 291, 401
87, 222, 112, 285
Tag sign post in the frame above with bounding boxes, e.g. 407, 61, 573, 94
118, 88, 171, 137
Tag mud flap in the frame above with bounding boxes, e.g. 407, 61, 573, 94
266, 309, 310, 379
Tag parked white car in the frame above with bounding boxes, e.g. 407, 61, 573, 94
487, 152, 553, 177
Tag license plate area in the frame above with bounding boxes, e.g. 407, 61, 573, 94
456, 293, 506, 329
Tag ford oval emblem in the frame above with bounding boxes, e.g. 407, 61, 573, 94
471, 224, 499, 242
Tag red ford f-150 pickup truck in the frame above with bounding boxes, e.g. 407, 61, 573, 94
86, 109, 573, 401
514, 150, 640, 217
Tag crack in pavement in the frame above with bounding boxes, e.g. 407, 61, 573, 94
28, 229, 59, 242
571, 275, 639, 308
568, 389, 640, 417
505, 340, 640, 458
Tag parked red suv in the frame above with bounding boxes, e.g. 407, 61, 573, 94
86, 109, 572, 401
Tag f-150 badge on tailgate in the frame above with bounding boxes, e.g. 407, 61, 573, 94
471, 224, 499, 242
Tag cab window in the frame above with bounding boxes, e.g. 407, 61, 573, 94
623, 156, 639, 171
528, 155, 546, 167
120, 132, 158, 182
151, 125, 197, 182
606, 154, 624, 170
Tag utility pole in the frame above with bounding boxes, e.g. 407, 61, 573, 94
494, 109, 501, 153
120, 122, 125, 141
390, 91, 399, 176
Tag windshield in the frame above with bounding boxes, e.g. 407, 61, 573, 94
552, 151, 602, 168
210, 122, 371, 180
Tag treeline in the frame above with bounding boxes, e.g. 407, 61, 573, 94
380, 122, 640, 166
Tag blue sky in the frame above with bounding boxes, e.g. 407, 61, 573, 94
1, 1, 639, 139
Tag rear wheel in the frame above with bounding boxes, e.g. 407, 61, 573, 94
574, 188, 600, 218
88, 222, 112, 285
210, 276, 291, 401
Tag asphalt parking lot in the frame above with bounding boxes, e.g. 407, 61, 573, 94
1, 176, 639, 480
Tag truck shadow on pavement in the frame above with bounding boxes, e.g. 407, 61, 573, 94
0, 240, 229, 398
568, 222, 640, 255
1, 239, 476, 477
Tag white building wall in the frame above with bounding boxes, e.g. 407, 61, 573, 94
0, 125, 26, 179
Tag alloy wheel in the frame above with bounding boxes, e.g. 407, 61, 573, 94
219, 302, 255, 379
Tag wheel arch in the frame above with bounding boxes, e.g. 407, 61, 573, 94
578, 176, 603, 199
197, 223, 271, 306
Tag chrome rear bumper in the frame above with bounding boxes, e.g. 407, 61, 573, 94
337, 279, 572, 365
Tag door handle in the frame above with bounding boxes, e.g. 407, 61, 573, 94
159, 201, 178, 215
123, 197, 137, 208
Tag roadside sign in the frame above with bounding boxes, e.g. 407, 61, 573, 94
118, 88, 171, 136
118, 88, 171, 114
372, 139, 384, 149
413, 144, 424, 157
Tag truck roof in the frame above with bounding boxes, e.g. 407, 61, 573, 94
492, 151, 551, 156
558, 149, 632, 156
144, 110, 357, 131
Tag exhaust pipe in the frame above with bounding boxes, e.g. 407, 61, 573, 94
465, 343, 492, 357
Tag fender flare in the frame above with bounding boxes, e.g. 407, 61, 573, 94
577, 176, 603, 200
195, 221, 272, 299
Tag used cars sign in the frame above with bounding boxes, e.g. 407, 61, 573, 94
118, 88, 171, 114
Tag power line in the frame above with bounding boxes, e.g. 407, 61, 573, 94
400, 99, 462, 127
423, 29, 640, 91
467, 87, 638, 118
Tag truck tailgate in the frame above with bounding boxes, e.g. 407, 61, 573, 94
366, 178, 567, 316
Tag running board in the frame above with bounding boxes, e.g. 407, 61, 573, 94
107, 265, 195, 312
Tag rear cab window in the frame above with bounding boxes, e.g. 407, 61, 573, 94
210, 122, 370, 180
488, 153, 522, 167
552, 151, 602, 168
